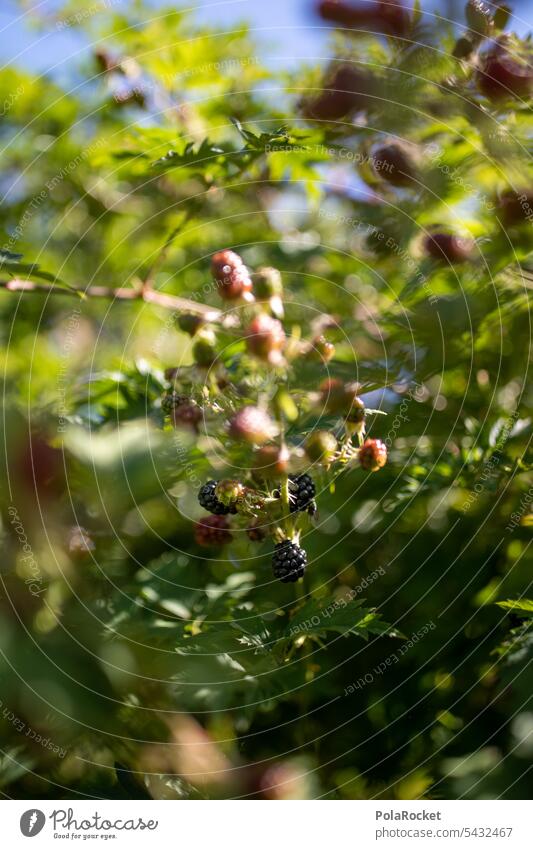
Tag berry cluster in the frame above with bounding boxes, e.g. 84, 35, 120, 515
161, 390, 202, 431
161, 249, 390, 581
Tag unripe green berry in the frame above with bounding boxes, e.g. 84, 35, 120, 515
305, 430, 338, 464
252, 267, 283, 299
178, 313, 204, 336
215, 479, 246, 507
345, 395, 366, 430
193, 330, 217, 367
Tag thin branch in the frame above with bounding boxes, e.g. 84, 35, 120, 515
0, 278, 222, 322
141, 220, 185, 293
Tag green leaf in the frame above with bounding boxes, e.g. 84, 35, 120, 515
0, 250, 75, 291
287, 596, 394, 641
151, 139, 225, 171
496, 599, 533, 616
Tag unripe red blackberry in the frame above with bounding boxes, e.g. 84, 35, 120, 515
304, 65, 373, 121
372, 141, 419, 187
258, 762, 308, 800
198, 480, 237, 515
178, 313, 204, 336
319, 378, 361, 415
16, 433, 64, 497
317, 0, 366, 26
272, 539, 307, 583
192, 330, 217, 367
68, 526, 95, 560
253, 444, 290, 478
252, 267, 283, 299
228, 406, 278, 445
498, 189, 533, 226
171, 402, 202, 432
312, 335, 335, 362
245, 314, 285, 363
211, 249, 253, 300
424, 232, 475, 263
359, 438, 388, 471
477, 42, 533, 101
317, 0, 411, 37
305, 430, 338, 464
215, 479, 246, 508
247, 520, 266, 542
375, 0, 411, 37
194, 515, 232, 547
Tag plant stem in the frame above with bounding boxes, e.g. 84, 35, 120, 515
280, 474, 290, 514
0, 277, 222, 322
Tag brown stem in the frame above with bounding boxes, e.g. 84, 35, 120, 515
0, 277, 222, 322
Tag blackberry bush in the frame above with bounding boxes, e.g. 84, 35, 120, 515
1, 0, 531, 806
161, 246, 391, 588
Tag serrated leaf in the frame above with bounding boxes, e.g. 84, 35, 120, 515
287, 596, 394, 641
0, 251, 76, 292
151, 138, 225, 170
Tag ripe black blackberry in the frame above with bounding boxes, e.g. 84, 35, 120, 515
198, 480, 237, 515
289, 473, 316, 514
272, 540, 307, 583
161, 390, 190, 415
